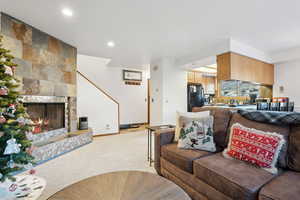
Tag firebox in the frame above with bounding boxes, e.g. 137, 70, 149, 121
21, 95, 69, 135
24, 103, 65, 134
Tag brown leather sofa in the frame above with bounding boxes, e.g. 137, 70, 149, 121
154, 107, 300, 200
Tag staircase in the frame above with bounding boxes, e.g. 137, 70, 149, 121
77, 71, 120, 136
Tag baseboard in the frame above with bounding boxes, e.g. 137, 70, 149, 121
93, 132, 119, 137
120, 122, 148, 129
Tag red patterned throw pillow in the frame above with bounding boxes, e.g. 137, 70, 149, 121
223, 123, 285, 174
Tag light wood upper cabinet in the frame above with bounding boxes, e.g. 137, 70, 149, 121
194, 72, 203, 84
217, 52, 274, 85
187, 71, 195, 83
187, 71, 216, 94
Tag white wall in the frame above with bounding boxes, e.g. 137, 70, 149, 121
271, 47, 300, 64
274, 59, 300, 111
150, 58, 187, 125
177, 38, 273, 67
77, 74, 119, 135
230, 39, 273, 63
77, 54, 148, 125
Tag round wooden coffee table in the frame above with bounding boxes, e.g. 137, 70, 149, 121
48, 171, 190, 200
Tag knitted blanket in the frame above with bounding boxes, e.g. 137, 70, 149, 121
238, 109, 300, 125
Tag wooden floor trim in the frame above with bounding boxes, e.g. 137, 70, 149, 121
93, 133, 119, 137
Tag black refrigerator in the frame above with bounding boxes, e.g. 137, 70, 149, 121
187, 84, 205, 112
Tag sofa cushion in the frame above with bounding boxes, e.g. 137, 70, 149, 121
192, 107, 233, 150
259, 171, 300, 200
194, 153, 277, 200
161, 158, 232, 200
227, 113, 290, 168
161, 168, 208, 200
161, 143, 211, 173
287, 125, 300, 172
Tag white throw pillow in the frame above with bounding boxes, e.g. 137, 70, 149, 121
175, 111, 210, 141
177, 115, 216, 152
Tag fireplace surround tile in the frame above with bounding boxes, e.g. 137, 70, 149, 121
0, 13, 86, 164
1, 34, 23, 58
0, 12, 77, 97
12, 20, 32, 45
1, 13, 77, 132
48, 36, 62, 55
32, 28, 49, 50
39, 80, 55, 96
23, 78, 40, 95
14, 57, 33, 78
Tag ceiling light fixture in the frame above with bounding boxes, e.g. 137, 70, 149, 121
107, 41, 115, 48
194, 67, 217, 74
62, 8, 73, 17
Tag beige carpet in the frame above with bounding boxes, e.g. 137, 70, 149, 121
29, 130, 155, 200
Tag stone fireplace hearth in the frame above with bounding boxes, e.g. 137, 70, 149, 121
20, 96, 93, 164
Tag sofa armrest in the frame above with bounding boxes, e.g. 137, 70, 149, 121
154, 129, 175, 175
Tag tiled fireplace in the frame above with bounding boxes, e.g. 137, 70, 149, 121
21, 95, 69, 143
0, 13, 78, 131
0, 13, 93, 163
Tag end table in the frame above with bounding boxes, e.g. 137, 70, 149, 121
146, 125, 175, 166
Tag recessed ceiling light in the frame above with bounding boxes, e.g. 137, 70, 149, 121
107, 41, 115, 48
62, 8, 73, 17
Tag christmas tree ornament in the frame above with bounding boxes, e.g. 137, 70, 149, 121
4, 138, 21, 155
6, 104, 16, 118
16, 117, 29, 125
26, 131, 33, 140
0, 131, 4, 137
7, 157, 16, 168
0, 114, 6, 124
0, 173, 3, 179
4, 65, 13, 76
0, 86, 8, 96
11, 66, 16, 74
9, 79, 17, 85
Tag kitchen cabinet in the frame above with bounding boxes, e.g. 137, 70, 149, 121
194, 72, 203, 84
187, 71, 216, 94
187, 71, 195, 83
217, 52, 274, 85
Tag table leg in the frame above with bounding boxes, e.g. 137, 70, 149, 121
149, 130, 152, 166
147, 129, 150, 161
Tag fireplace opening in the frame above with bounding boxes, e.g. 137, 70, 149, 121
24, 103, 65, 134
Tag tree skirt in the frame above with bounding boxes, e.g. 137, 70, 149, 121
0, 175, 46, 200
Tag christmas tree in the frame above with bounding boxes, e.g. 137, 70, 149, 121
0, 35, 34, 182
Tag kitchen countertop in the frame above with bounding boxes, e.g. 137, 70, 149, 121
203, 104, 257, 110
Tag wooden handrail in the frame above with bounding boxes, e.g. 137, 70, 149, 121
77, 71, 119, 105
77, 70, 120, 133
